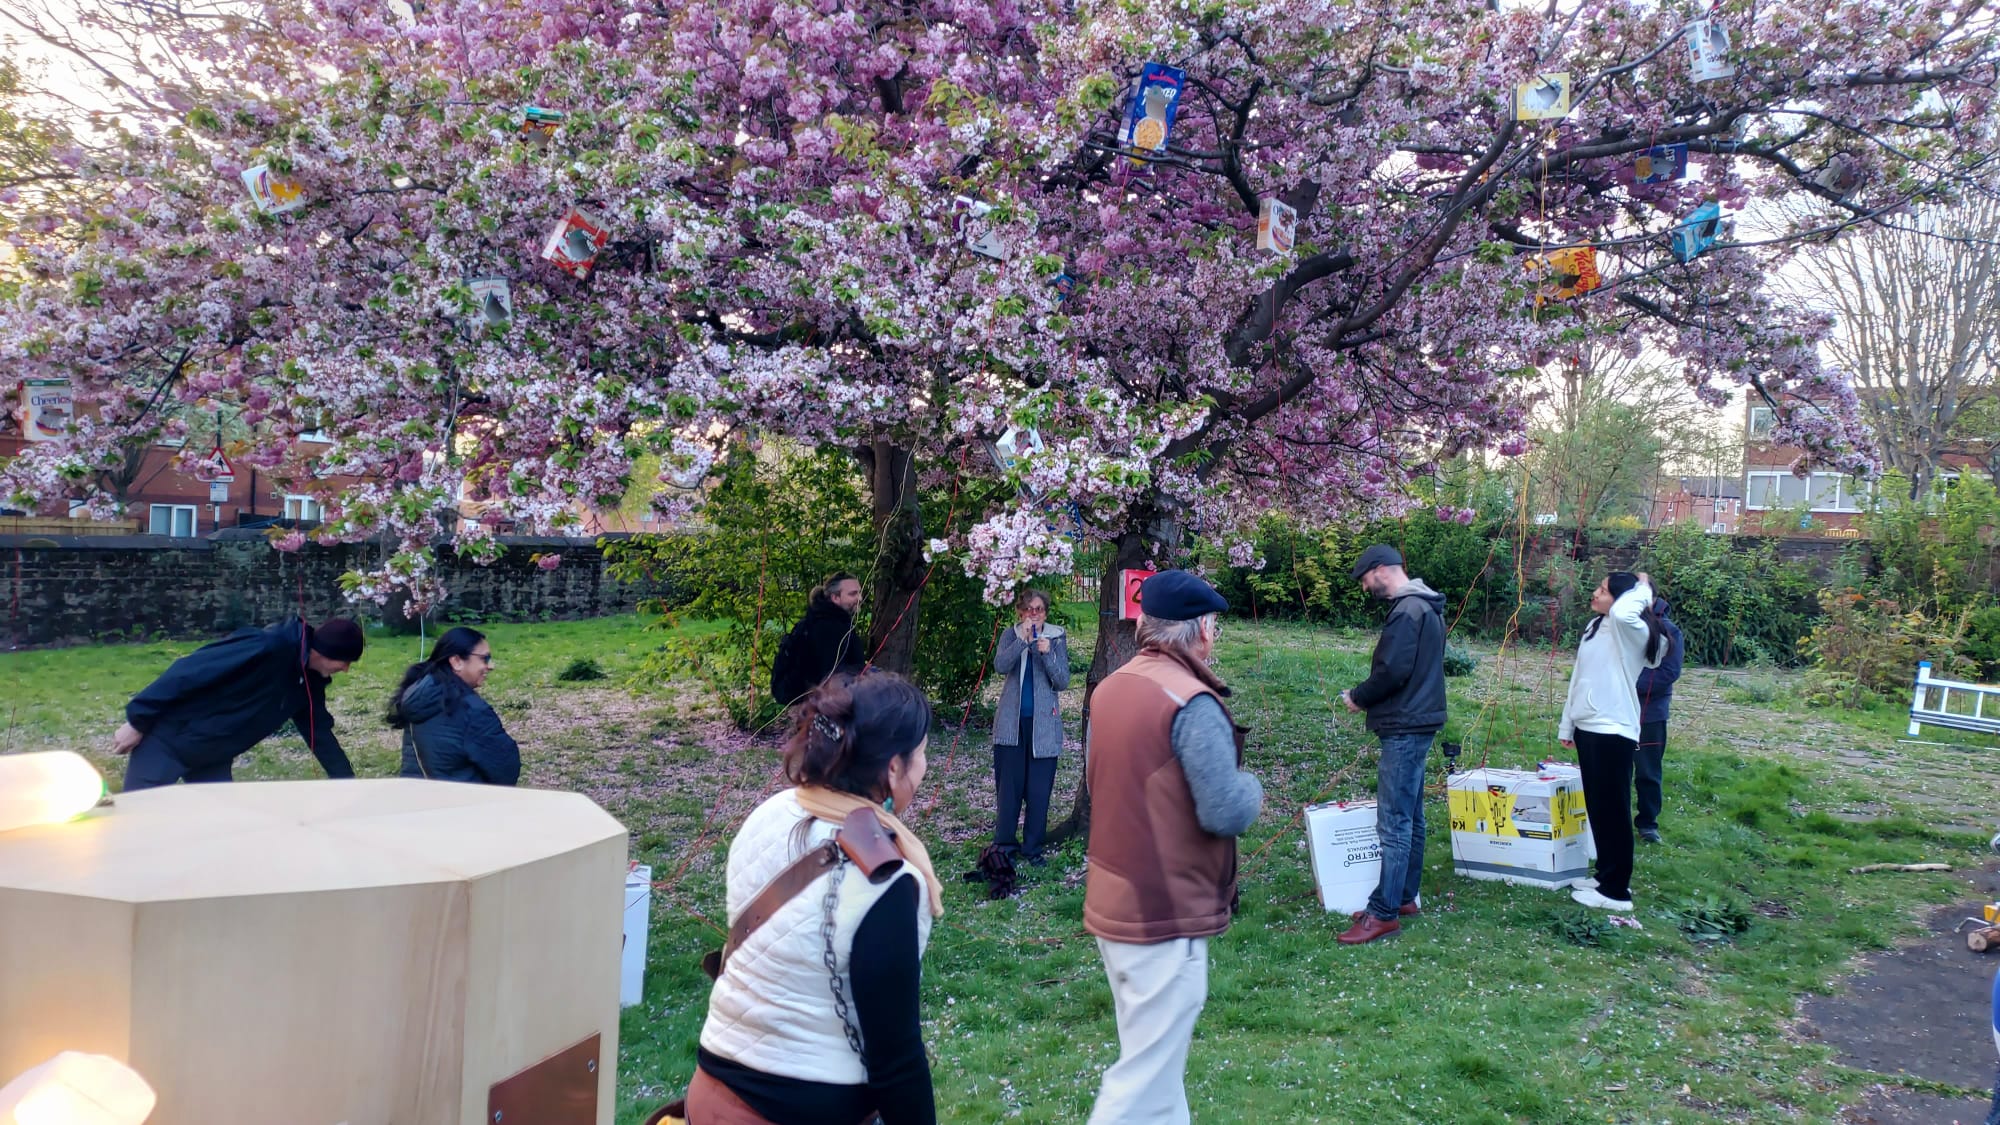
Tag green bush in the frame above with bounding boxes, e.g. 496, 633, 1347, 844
606, 445, 877, 730
1798, 588, 1972, 707
1962, 605, 2000, 679
1637, 522, 1822, 667
1213, 508, 1516, 635
1442, 643, 1479, 677
604, 444, 1007, 726
555, 657, 606, 682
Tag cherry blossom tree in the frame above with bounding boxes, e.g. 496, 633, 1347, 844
3, 0, 1997, 696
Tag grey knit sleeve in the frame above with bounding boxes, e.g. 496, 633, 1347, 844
1170, 694, 1263, 837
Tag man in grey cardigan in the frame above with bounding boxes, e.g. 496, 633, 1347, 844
993, 588, 1070, 863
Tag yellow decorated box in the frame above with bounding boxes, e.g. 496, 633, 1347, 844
1447, 767, 1590, 888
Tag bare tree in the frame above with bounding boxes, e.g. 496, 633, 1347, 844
1524, 343, 1733, 527
1786, 195, 2000, 496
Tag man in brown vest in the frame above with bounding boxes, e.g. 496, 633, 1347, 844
1084, 570, 1263, 1124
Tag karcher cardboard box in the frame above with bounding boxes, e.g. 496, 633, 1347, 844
1304, 800, 1380, 913
1447, 767, 1589, 888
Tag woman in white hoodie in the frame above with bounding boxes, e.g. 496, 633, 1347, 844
1559, 571, 1666, 912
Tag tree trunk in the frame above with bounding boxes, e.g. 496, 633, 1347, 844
864, 440, 925, 677
1045, 526, 1156, 845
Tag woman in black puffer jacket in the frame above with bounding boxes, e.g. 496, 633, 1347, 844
388, 627, 521, 785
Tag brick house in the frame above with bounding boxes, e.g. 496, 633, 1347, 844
1648, 475, 1744, 533
0, 430, 342, 537
1740, 401, 1870, 534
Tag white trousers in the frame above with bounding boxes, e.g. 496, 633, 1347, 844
1087, 936, 1210, 1125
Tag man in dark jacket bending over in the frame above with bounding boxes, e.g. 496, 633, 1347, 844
112, 616, 365, 790
1338, 544, 1448, 945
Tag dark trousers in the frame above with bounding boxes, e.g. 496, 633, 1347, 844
1985, 1062, 2000, 1125
1574, 728, 1637, 902
122, 736, 233, 791
1634, 719, 1668, 831
994, 728, 1057, 859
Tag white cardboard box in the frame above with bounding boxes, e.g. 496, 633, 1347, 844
1447, 767, 1591, 888
622, 864, 652, 1007
1304, 800, 1381, 913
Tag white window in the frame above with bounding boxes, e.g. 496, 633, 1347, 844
148, 504, 197, 537
1748, 406, 1777, 440
1745, 471, 1867, 512
284, 495, 324, 522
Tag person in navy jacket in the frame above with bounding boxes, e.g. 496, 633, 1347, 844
113, 616, 363, 790
390, 627, 521, 785
1633, 595, 1685, 844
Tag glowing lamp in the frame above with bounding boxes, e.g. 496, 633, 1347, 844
0, 753, 106, 834
0, 1052, 155, 1125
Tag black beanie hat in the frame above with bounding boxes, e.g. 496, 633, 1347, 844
310, 617, 365, 662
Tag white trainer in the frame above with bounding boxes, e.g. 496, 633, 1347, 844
1573, 877, 1598, 890
1571, 887, 1634, 912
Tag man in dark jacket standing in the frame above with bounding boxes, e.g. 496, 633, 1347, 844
112, 616, 364, 790
1338, 544, 1447, 945
1633, 596, 1684, 843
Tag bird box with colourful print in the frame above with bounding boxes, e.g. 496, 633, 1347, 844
1687, 19, 1735, 82
1526, 245, 1601, 306
1121, 62, 1186, 161
1257, 197, 1298, 254
1635, 144, 1688, 184
1670, 201, 1725, 262
1513, 73, 1571, 121
240, 163, 307, 215
541, 206, 611, 279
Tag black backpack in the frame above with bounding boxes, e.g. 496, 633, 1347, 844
769, 620, 811, 704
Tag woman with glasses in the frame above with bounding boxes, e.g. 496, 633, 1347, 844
388, 626, 521, 785
990, 588, 1069, 864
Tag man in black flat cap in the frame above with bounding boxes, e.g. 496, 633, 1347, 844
113, 616, 365, 790
1337, 544, 1447, 945
1083, 569, 1263, 1125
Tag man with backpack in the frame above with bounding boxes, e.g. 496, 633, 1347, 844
770, 573, 866, 705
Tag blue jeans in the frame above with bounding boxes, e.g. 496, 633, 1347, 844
1366, 732, 1433, 921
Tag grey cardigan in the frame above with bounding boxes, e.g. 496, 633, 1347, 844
993, 624, 1070, 759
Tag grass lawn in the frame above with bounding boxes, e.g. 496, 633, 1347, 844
2, 613, 1993, 1122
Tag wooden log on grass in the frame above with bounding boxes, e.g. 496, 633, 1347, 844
1847, 862, 1953, 874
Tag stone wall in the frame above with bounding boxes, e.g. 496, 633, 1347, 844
0, 530, 667, 649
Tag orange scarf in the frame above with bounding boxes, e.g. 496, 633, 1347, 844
795, 785, 944, 917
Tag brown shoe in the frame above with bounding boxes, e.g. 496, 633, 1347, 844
1337, 914, 1401, 944
1349, 903, 1421, 921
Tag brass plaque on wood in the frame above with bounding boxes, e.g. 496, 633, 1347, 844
489, 1033, 601, 1124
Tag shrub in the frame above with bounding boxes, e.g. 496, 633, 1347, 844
555, 657, 606, 682
1797, 589, 1972, 706
1637, 522, 1822, 667
1442, 643, 1479, 677
605, 443, 1007, 727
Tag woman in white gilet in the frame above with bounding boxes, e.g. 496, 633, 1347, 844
1559, 570, 1665, 914
691, 672, 943, 1125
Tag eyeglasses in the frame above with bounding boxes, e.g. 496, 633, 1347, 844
1021, 605, 1048, 616
473, 652, 494, 665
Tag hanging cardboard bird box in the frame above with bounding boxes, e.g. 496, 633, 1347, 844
1513, 73, 1571, 121
1687, 19, 1735, 82
469, 276, 513, 326
1257, 197, 1298, 254
240, 163, 306, 215
543, 206, 611, 279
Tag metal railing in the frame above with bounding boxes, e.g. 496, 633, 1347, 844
1907, 661, 2000, 737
